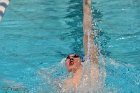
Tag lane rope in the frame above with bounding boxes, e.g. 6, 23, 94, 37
0, 0, 10, 21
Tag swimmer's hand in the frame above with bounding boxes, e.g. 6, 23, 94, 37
85, 0, 91, 6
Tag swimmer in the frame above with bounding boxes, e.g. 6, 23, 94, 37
62, 0, 99, 91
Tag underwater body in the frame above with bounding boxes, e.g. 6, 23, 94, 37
0, 0, 140, 93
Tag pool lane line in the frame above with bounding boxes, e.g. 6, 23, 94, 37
0, 0, 10, 21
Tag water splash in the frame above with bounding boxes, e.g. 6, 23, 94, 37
0, 80, 29, 93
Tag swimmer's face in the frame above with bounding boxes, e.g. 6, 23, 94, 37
65, 54, 81, 72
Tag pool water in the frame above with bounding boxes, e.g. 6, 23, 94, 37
0, 0, 140, 93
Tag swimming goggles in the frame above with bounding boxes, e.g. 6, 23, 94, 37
65, 54, 85, 62
66, 54, 80, 60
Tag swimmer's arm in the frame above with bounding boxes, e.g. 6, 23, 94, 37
83, 0, 99, 80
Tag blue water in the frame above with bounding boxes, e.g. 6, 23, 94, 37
0, 0, 140, 93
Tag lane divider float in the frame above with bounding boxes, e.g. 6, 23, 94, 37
0, 0, 10, 21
